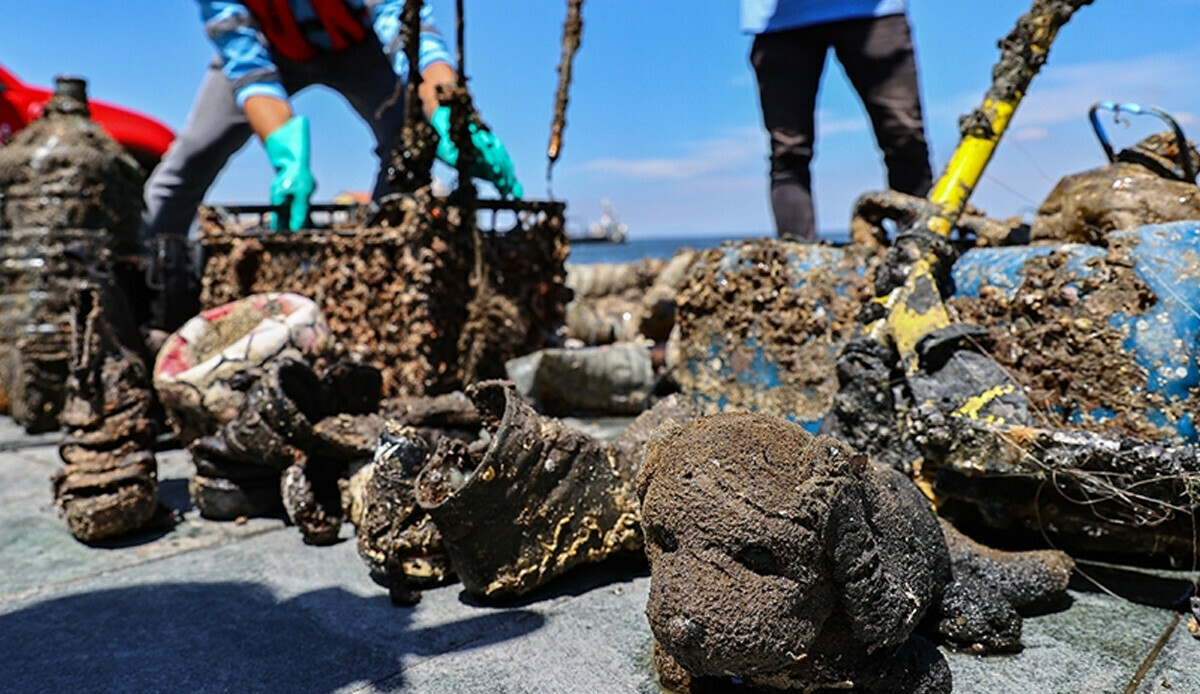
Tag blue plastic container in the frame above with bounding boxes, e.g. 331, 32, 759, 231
679, 223, 1200, 443
952, 221, 1200, 443
675, 241, 870, 432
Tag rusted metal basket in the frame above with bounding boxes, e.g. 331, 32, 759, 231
198, 195, 569, 397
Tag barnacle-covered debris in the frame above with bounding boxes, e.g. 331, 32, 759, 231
199, 195, 569, 397
0, 229, 107, 432
0, 76, 142, 249
0, 76, 144, 433
350, 424, 448, 605
638, 412, 1074, 693
414, 380, 699, 601
671, 238, 882, 427
1032, 131, 1200, 245
53, 279, 161, 543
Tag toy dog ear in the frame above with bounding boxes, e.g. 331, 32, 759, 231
826, 489, 921, 651
637, 418, 684, 500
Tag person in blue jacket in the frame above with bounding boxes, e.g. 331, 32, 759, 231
742, 0, 933, 241
143, 0, 520, 240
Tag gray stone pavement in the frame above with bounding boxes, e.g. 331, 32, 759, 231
1, 415, 1198, 694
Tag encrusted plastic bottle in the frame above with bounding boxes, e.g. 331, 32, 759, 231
0, 75, 143, 432
0, 75, 143, 243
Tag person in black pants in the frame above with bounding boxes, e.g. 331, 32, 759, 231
743, 1, 934, 241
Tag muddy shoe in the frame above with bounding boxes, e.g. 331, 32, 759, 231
205, 357, 322, 467
350, 423, 453, 605
187, 473, 282, 521
279, 362, 386, 545
52, 285, 161, 543
188, 357, 323, 520
416, 380, 698, 601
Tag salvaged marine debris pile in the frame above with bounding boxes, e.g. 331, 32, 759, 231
637, 412, 1073, 694
343, 379, 701, 603
661, 200, 1200, 567
198, 193, 570, 397
505, 249, 697, 417
152, 293, 390, 542
53, 269, 162, 543
850, 189, 1028, 250
418, 381, 700, 600
931, 417, 1200, 563
930, 222, 1200, 562
5, 9, 1199, 688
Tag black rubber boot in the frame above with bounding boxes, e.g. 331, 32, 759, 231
189, 357, 321, 521
280, 359, 386, 545
416, 380, 698, 601
143, 234, 201, 335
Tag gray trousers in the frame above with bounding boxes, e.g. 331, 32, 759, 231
751, 14, 933, 241
141, 37, 405, 241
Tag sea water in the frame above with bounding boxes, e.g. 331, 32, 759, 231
565, 235, 738, 265
564, 232, 851, 265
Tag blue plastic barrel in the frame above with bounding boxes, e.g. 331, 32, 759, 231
951, 221, 1200, 443
678, 224, 1200, 443
675, 241, 870, 432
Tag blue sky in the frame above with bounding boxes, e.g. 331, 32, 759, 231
4, 1, 1200, 239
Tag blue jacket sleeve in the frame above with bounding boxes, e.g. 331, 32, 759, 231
198, 0, 288, 108
366, 2, 455, 82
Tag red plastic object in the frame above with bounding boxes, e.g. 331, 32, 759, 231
0, 64, 174, 172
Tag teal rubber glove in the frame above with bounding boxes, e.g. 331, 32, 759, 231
430, 106, 523, 199
263, 115, 316, 231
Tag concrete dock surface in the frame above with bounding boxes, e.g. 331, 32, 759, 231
2, 415, 1198, 694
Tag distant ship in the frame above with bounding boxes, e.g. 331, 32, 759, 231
570, 198, 628, 244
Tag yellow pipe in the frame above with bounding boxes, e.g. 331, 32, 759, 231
856, 0, 1091, 423
925, 98, 1019, 237
886, 255, 952, 374
884, 98, 1020, 367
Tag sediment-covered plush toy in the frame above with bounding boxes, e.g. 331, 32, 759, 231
637, 412, 1073, 693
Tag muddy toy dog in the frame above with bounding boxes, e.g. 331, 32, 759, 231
637, 412, 1073, 693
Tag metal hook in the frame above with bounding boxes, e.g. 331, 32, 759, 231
1088, 101, 1195, 182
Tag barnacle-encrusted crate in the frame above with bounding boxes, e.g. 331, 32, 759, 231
198, 195, 569, 397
